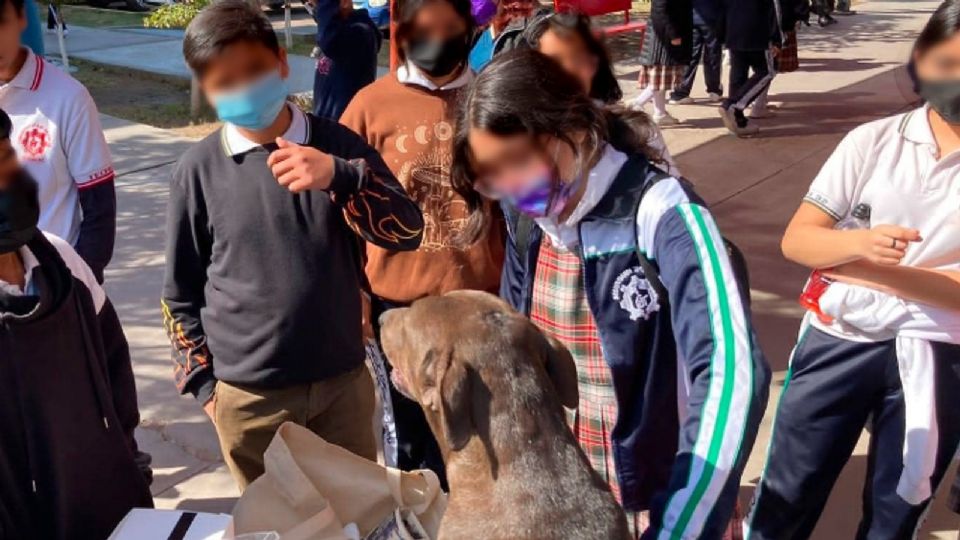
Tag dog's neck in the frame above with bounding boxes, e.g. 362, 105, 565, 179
445, 397, 584, 487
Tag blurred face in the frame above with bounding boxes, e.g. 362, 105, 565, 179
0, 2, 27, 77
0, 137, 18, 187
405, 0, 468, 48
537, 29, 597, 95
466, 128, 583, 199
914, 32, 960, 81
198, 40, 289, 99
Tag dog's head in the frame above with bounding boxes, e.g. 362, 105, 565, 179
379, 290, 578, 452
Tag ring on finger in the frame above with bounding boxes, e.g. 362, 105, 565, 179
891, 238, 899, 249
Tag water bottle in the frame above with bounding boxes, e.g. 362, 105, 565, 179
798, 203, 871, 322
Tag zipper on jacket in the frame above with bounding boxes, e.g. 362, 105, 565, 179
1, 316, 40, 495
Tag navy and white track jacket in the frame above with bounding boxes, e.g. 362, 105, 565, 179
501, 154, 770, 540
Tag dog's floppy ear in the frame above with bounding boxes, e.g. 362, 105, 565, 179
437, 351, 474, 451
540, 333, 579, 409
423, 349, 474, 451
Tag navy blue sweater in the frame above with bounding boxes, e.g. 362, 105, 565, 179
312, 3, 382, 120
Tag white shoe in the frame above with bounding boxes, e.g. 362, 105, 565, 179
718, 106, 738, 132
626, 97, 648, 112
653, 112, 680, 126
749, 106, 776, 119
669, 96, 694, 105
707, 92, 723, 103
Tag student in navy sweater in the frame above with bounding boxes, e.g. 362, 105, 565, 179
308, 0, 381, 120
163, 0, 423, 489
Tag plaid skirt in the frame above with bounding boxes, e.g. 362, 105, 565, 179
637, 64, 686, 91
777, 31, 799, 73
529, 237, 744, 540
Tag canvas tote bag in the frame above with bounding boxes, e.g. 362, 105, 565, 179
231, 422, 446, 540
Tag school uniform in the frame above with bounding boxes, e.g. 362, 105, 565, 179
744, 105, 960, 539
501, 145, 770, 539
671, 0, 724, 100
0, 48, 116, 281
311, 0, 381, 120
0, 232, 152, 539
718, 0, 782, 126
162, 104, 423, 487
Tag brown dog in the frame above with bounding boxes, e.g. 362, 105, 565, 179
379, 290, 630, 540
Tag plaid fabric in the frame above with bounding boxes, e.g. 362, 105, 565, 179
530, 237, 648, 537
637, 64, 686, 91
529, 237, 744, 540
777, 31, 799, 73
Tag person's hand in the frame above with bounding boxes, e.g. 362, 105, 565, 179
268, 138, 336, 193
771, 45, 781, 58
855, 225, 923, 265
203, 394, 217, 424
670, 38, 682, 46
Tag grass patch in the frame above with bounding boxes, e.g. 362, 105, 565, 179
70, 58, 220, 137
61, 5, 151, 28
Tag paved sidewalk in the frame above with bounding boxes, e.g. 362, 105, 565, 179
98, 1, 958, 537
43, 18, 388, 95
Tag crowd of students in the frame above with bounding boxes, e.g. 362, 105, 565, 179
1, 0, 960, 537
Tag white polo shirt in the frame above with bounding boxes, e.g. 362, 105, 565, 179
804, 104, 960, 338
0, 48, 114, 246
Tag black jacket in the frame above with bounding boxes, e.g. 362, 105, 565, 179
719, 0, 782, 51
0, 233, 152, 540
639, 0, 693, 66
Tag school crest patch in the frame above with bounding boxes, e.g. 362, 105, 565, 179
612, 267, 659, 321
18, 124, 52, 161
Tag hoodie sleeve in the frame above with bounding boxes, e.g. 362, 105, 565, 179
161, 166, 216, 404
636, 177, 770, 540
98, 298, 146, 471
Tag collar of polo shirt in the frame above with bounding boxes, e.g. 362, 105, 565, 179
900, 103, 937, 149
221, 103, 310, 156
2, 48, 44, 91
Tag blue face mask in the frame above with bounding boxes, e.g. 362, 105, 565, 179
212, 71, 289, 130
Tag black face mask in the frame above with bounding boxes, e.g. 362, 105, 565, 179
0, 171, 40, 255
406, 34, 469, 78
918, 79, 960, 124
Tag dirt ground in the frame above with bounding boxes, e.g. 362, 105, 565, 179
70, 59, 222, 138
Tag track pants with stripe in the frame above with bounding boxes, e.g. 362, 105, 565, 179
744, 327, 960, 539
724, 50, 776, 127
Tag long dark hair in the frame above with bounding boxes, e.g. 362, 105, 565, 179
915, 0, 960, 56
452, 48, 662, 242
908, 0, 960, 90
394, 0, 476, 62
524, 12, 623, 103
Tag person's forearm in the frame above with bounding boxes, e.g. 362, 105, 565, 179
76, 182, 117, 283
828, 263, 960, 311
781, 224, 865, 269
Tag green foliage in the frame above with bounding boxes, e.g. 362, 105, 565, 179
142, 0, 210, 28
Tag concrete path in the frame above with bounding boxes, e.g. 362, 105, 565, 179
97, 0, 959, 537
43, 24, 321, 94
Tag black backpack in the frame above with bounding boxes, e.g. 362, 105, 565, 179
510, 173, 752, 309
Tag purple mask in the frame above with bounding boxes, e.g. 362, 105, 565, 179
471, 0, 497, 26
507, 163, 582, 219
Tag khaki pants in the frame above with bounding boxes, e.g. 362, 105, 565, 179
214, 366, 376, 490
